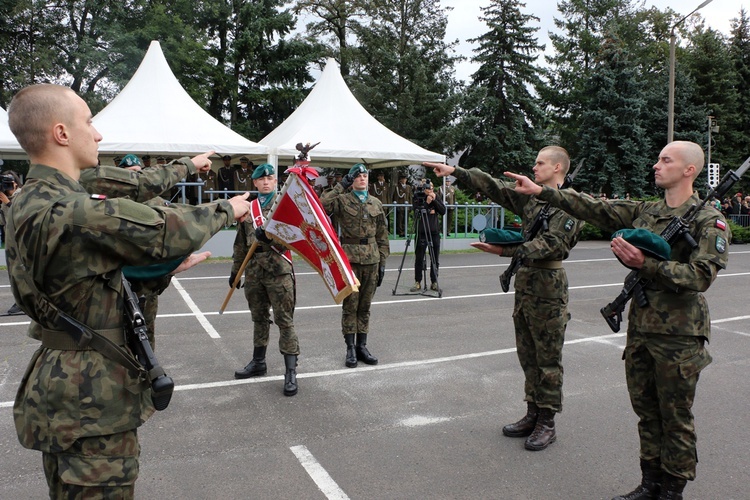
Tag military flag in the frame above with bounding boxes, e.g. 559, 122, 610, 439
264, 163, 359, 303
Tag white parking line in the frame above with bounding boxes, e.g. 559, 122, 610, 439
171, 278, 221, 339
290, 445, 350, 500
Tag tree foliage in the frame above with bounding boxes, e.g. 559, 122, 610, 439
456, 0, 545, 175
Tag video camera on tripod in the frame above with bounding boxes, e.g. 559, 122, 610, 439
412, 180, 432, 210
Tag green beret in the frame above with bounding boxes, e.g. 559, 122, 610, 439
122, 256, 187, 281
251, 163, 275, 179
119, 154, 141, 167
349, 163, 368, 176
479, 228, 524, 245
612, 228, 671, 261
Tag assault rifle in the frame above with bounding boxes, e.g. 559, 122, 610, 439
500, 159, 584, 292
122, 276, 174, 411
600, 155, 750, 332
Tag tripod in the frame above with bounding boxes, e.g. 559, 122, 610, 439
392, 203, 442, 298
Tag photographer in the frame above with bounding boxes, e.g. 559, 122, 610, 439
1, 171, 23, 315
410, 179, 446, 292
0, 170, 22, 245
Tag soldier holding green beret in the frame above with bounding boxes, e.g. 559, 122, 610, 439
425, 146, 584, 452
321, 163, 390, 368
507, 141, 729, 500
5, 84, 252, 498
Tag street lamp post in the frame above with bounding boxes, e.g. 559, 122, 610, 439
667, 0, 714, 143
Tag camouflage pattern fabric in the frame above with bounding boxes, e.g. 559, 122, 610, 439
79, 160, 198, 351
321, 184, 389, 336
43, 429, 139, 499
232, 197, 298, 355
342, 263, 379, 334
7, 165, 235, 469
320, 184, 389, 266
625, 332, 711, 480
538, 188, 728, 338
79, 158, 195, 201
453, 167, 583, 411
537, 186, 728, 478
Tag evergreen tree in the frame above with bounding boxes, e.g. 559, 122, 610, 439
576, 34, 653, 197
728, 8, 750, 178
455, 0, 545, 175
349, 0, 462, 154
542, 0, 635, 156
685, 27, 742, 169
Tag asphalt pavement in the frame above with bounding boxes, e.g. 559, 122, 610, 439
1, 241, 748, 499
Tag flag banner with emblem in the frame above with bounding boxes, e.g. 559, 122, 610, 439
264, 168, 359, 303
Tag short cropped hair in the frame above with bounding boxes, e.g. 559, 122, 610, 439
539, 145, 571, 174
7, 84, 76, 157
673, 141, 705, 177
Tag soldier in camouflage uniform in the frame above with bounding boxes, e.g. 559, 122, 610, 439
426, 146, 584, 452
321, 163, 390, 367
230, 163, 300, 396
508, 141, 728, 500
5, 84, 252, 499
80, 154, 218, 348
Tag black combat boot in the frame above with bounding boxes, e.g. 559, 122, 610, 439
611, 459, 662, 500
502, 402, 539, 437
355, 333, 378, 365
657, 473, 686, 500
345, 334, 357, 368
283, 354, 298, 397
234, 346, 267, 379
524, 408, 556, 451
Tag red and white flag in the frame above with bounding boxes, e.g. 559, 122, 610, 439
264, 163, 359, 304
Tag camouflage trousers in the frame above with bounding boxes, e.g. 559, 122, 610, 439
42, 429, 139, 499
244, 272, 298, 355
624, 331, 712, 481
512, 292, 568, 412
342, 263, 378, 335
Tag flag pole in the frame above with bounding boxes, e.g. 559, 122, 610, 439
218, 241, 258, 314
217, 167, 294, 314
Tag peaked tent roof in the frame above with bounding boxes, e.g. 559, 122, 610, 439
93, 41, 267, 157
0, 106, 26, 160
259, 58, 444, 169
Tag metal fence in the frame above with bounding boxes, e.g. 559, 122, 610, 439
175, 182, 511, 237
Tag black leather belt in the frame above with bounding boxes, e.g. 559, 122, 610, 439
342, 237, 375, 245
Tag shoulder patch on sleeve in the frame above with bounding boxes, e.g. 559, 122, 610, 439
715, 219, 726, 231
715, 235, 726, 254
564, 218, 575, 231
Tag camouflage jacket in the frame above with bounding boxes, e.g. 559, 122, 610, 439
321, 184, 390, 266
232, 195, 293, 278
7, 164, 236, 453
79, 157, 197, 201
80, 158, 201, 297
454, 167, 584, 299
539, 187, 729, 339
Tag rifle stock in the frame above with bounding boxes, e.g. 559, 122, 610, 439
122, 276, 174, 411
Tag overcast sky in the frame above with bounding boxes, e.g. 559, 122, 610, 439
443, 0, 746, 82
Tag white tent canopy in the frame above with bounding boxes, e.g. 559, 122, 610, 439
260, 58, 445, 169
0, 106, 26, 160
93, 41, 267, 157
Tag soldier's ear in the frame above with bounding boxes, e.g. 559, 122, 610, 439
53, 123, 69, 146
